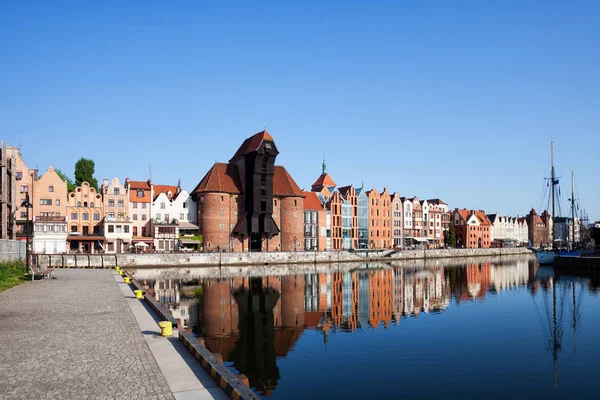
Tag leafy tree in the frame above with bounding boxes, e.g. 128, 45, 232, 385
54, 169, 76, 192
447, 224, 457, 248
74, 157, 99, 190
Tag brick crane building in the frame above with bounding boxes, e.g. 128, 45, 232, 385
192, 130, 304, 252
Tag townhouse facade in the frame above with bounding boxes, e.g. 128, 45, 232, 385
303, 191, 327, 251
125, 179, 153, 246
367, 188, 391, 249
101, 177, 132, 253
66, 181, 104, 253
7, 146, 38, 239
487, 214, 529, 246
451, 209, 492, 249
32, 167, 68, 254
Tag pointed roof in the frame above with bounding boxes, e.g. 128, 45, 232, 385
274, 166, 304, 197
192, 163, 242, 194
427, 199, 447, 205
487, 213, 498, 224
229, 130, 276, 162
311, 173, 336, 190
303, 191, 325, 211
337, 185, 355, 198
153, 184, 179, 200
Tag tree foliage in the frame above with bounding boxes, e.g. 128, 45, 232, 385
54, 169, 76, 192
447, 224, 457, 247
74, 158, 98, 190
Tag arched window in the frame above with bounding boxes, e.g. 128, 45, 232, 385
83, 202, 88, 207
90, 202, 94, 208
77, 201, 81, 207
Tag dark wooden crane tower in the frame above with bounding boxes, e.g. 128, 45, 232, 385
230, 130, 280, 251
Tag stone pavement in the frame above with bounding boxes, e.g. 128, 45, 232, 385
0, 269, 174, 400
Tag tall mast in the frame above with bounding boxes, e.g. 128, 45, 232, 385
551, 140, 555, 249
571, 171, 575, 246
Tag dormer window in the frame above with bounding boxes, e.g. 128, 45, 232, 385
167, 190, 172, 198
114, 188, 120, 195
137, 190, 144, 197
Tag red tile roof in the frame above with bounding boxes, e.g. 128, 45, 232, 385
311, 173, 336, 189
303, 191, 324, 211
455, 209, 491, 226
274, 166, 304, 197
192, 163, 303, 197
229, 130, 276, 162
126, 180, 152, 203
192, 163, 242, 194
153, 184, 179, 200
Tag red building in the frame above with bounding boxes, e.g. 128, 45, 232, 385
451, 209, 492, 248
192, 131, 304, 252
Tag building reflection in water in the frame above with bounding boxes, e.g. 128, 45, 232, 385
144, 258, 543, 396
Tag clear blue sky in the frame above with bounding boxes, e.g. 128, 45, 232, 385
2, 1, 598, 221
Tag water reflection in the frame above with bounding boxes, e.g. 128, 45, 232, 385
136, 257, 600, 398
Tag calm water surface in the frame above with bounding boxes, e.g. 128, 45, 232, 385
137, 256, 600, 399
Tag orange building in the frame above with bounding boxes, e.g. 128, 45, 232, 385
66, 182, 104, 253
125, 179, 153, 244
367, 188, 391, 249
32, 166, 67, 219
451, 209, 492, 248
7, 146, 38, 239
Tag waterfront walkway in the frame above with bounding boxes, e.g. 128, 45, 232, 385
0, 269, 228, 400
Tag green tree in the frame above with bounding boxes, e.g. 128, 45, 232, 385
54, 169, 76, 192
74, 158, 99, 190
447, 224, 457, 247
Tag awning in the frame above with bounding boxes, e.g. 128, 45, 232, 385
132, 237, 154, 244
412, 237, 431, 242
178, 221, 199, 230
67, 235, 105, 241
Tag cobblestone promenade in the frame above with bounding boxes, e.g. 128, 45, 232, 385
0, 269, 174, 399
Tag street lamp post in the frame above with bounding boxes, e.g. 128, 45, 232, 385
294, 236, 297, 252
21, 193, 33, 274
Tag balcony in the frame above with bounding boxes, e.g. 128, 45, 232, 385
35, 215, 67, 222
104, 216, 131, 223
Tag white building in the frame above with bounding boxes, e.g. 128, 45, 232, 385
151, 181, 197, 251
101, 177, 133, 253
487, 214, 529, 246
32, 215, 68, 254
554, 217, 581, 245
401, 197, 413, 247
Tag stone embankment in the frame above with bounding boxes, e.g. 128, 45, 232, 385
35, 247, 533, 268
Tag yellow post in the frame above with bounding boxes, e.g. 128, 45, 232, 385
134, 289, 143, 299
118, 270, 124, 275
124, 277, 131, 283
158, 321, 173, 337
115, 266, 121, 271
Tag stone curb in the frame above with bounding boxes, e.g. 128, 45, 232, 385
179, 331, 259, 400
125, 272, 258, 400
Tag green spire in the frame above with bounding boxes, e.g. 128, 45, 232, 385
322, 154, 327, 175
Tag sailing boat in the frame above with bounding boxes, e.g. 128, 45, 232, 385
535, 140, 559, 265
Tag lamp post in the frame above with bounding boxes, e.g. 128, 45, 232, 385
294, 236, 297, 252
21, 193, 33, 274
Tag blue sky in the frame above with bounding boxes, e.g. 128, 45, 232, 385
2, 1, 598, 221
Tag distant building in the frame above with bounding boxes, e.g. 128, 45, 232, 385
6, 146, 38, 240
391, 193, 403, 248
554, 217, 581, 246
192, 130, 304, 252
32, 166, 68, 254
101, 177, 132, 253
367, 188, 391, 249
356, 187, 369, 249
525, 209, 551, 248
426, 199, 450, 247
66, 182, 104, 253
0, 142, 17, 239
451, 209, 492, 249
125, 179, 153, 247
487, 214, 529, 246
302, 191, 327, 251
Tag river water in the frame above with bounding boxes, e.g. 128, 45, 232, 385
134, 255, 600, 399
